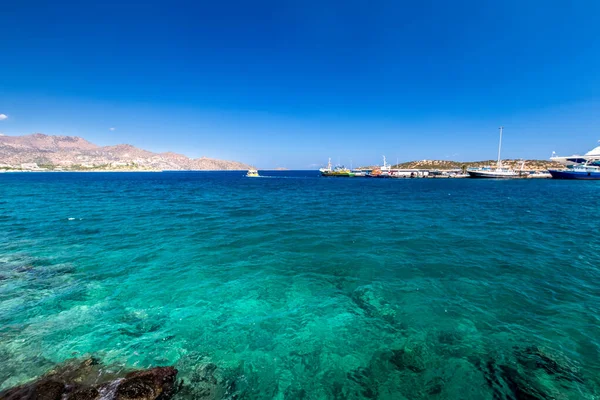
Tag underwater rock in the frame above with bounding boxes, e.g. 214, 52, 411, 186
0, 359, 179, 400
515, 346, 584, 384
175, 362, 236, 399
472, 357, 548, 400
388, 339, 431, 374
14, 265, 34, 273
1, 380, 65, 400
425, 376, 444, 396
467, 344, 591, 400
42, 357, 107, 385
351, 285, 396, 323
346, 367, 378, 399
390, 348, 426, 373
283, 384, 307, 399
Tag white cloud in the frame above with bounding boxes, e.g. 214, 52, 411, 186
109, 127, 116, 131
0, 114, 8, 121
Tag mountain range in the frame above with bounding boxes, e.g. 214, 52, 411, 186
0, 134, 252, 171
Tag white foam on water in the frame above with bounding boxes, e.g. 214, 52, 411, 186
98, 378, 123, 400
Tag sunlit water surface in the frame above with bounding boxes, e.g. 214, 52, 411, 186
1, 171, 599, 399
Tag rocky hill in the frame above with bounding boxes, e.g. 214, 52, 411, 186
389, 159, 561, 171
0, 133, 252, 171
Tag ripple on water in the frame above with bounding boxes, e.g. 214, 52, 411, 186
0, 172, 599, 398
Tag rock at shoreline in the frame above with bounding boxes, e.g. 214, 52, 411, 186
116, 368, 178, 400
0, 359, 178, 400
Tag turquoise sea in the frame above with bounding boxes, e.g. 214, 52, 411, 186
1, 171, 599, 399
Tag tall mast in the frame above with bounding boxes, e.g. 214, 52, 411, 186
497, 126, 503, 168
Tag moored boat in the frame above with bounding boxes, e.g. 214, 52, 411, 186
467, 167, 520, 179
549, 164, 600, 180
320, 159, 353, 177
467, 127, 521, 179
322, 167, 353, 177
319, 158, 333, 176
367, 156, 393, 178
551, 142, 600, 166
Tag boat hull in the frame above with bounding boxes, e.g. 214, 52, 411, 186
467, 170, 519, 179
321, 172, 352, 177
548, 170, 600, 180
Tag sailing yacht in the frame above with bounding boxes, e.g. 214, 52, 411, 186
467, 127, 520, 178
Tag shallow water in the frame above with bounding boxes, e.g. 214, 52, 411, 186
1, 171, 599, 399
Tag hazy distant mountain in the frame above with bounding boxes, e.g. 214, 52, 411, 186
0, 133, 252, 171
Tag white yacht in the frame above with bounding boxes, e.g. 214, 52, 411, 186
467, 127, 520, 179
550, 142, 600, 166
319, 158, 333, 175
381, 156, 392, 176
246, 169, 260, 178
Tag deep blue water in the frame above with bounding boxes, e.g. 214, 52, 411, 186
0, 171, 599, 399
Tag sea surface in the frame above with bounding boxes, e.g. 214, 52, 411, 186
1, 171, 599, 399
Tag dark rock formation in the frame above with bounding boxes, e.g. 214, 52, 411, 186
0, 358, 178, 400
473, 357, 548, 400
470, 345, 586, 400
116, 368, 178, 400
515, 346, 583, 384
389, 348, 426, 373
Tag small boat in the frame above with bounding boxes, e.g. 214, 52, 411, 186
467, 127, 520, 179
246, 169, 260, 177
549, 163, 600, 180
525, 171, 552, 179
367, 156, 393, 178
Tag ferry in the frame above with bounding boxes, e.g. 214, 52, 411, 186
322, 167, 353, 177
467, 127, 520, 179
246, 169, 260, 178
549, 163, 600, 180
320, 158, 353, 177
551, 142, 600, 166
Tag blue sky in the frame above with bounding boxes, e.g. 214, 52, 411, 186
1, 0, 600, 168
